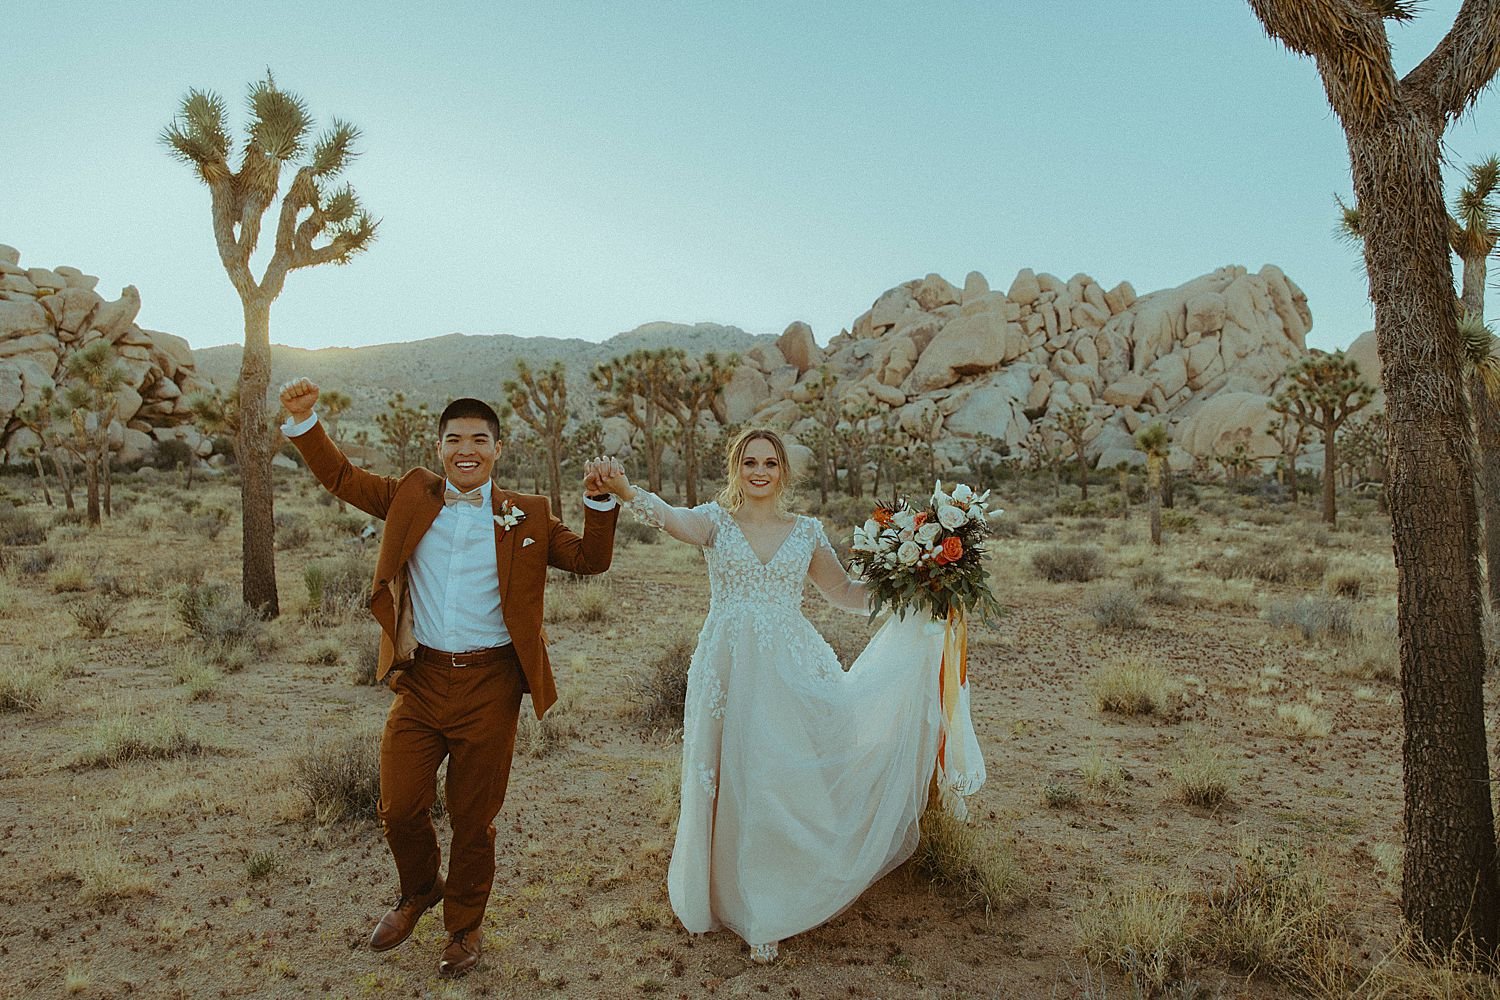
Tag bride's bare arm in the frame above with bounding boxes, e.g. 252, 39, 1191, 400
808, 523, 870, 615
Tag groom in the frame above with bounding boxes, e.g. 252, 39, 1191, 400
278, 377, 619, 977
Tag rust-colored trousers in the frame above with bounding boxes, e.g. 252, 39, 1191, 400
378, 648, 525, 935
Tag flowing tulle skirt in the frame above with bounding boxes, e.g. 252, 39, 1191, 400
667, 607, 948, 945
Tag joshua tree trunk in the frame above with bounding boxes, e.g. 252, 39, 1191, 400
238, 297, 278, 616
31, 453, 52, 507
1354, 121, 1497, 950
682, 427, 700, 507
1320, 418, 1338, 527
54, 450, 75, 511
83, 455, 101, 526
1147, 456, 1163, 546
102, 451, 112, 518
1472, 372, 1500, 608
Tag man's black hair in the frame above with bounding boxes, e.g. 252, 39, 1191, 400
439, 398, 502, 440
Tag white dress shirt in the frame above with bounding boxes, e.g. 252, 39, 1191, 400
283, 411, 617, 653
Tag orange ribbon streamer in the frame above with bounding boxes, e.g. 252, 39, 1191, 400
934, 606, 968, 777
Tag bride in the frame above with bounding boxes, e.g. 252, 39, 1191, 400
598, 428, 975, 963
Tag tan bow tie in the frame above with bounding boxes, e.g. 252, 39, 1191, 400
443, 487, 485, 508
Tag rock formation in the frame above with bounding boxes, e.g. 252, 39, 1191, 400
731, 263, 1315, 473
0, 244, 215, 465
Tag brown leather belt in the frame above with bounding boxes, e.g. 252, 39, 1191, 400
413, 644, 515, 668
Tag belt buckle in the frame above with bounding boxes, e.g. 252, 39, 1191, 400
448, 651, 463, 668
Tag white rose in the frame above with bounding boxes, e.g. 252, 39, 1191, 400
893, 509, 916, 530
952, 483, 974, 503
898, 540, 922, 566
900, 527, 915, 543
915, 521, 942, 546
937, 504, 968, 529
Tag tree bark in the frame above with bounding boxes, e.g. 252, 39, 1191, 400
237, 296, 279, 617
1321, 419, 1338, 526
683, 426, 699, 508
84, 455, 100, 527
1147, 457, 1162, 546
53, 449, 74, 511
545, 437, 563, 517
1354, 119, 1498, 950
32, 453, 52, 507
1472, 373, 1500, 608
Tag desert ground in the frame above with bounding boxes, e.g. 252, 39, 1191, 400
0, 464, 1490, 999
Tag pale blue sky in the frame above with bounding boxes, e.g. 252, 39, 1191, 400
4, 2, 1496, 353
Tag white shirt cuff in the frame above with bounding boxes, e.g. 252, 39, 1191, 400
582, 494, 619, 512
282, 411, 319, 438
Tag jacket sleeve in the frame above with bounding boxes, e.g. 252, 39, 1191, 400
544, 500, 619, 575
285, 418, 401, 520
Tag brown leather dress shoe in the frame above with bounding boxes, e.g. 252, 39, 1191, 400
368, 875, 444, 952
438, 929, 482, 978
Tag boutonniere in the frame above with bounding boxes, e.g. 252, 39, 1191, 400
494, 502, 526, 533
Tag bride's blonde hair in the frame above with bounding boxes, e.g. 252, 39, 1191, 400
716, 428, 796, 513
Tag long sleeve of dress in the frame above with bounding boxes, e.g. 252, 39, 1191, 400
807, 519, 870, 615
626, 489, 718, 547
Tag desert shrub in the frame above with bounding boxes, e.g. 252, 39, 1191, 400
0, 504, 46, 545
572, 579, 612, 623
315, 507, 370, 538
246, 851, 279, 882
1030, 523, 1058, 541
1160, 509, 1198, 533
1171, 741, 1237, 808
1264, 595, 1355, 643
1089, 658, 1173, 716
1130, 566, 1185, 606
1085, 586, 1144, 630
1031, 544, 1105, 583
1076, 883, 1191, 995
1200, 840, 1351, 989
52, 508, 85, 527
516, 690, 579, 759
146, 555, 206, 591
1198, 546, 1327, 587
72, 701, 206, 769
630, 634, 695, 727
1042, 782, 1080, 808
1079, 751, 1129, 794
303, 639, 343, 665
275, 510, 313, 551
618, 518, 660, 546
352, 644, 380, 686
56, 821, 153, 904
16, 545, 56, 576
1324, 570, 1366, 601
987, 516, 1019, 539
292, 724, 382, 823
173, 583, 269, 661
183, 506, 231, 540
303, 554, 372, 620
69, 593, 121, 638
916, 807, 1028, 917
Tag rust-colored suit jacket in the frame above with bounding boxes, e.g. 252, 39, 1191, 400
288, 421, 617, 717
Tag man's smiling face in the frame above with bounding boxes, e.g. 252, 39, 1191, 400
439, 417, 499, 491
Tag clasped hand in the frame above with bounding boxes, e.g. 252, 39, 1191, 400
582, 456, 630, 498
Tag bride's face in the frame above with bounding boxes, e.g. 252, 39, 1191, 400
738, 438, 782, 502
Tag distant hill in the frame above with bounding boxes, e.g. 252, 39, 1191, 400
192, 322, 774, 421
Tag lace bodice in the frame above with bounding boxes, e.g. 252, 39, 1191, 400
626, 491, 868, 620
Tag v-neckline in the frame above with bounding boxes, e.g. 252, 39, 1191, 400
726, 509, 799, 568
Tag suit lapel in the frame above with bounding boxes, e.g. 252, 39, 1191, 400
397, 476, 445, 568
492, 486, 518, 607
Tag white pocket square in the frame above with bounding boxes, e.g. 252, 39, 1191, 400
522, 537, 536, 548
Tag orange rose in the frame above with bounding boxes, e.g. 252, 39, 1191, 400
914, 512, 928, 527
940, 536, 963, 563
873, 508, 893, 526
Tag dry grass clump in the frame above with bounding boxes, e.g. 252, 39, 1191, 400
1198, 546, 1327, 587
629, 634, 695, 728
1130, 565, 1186, 606
1336, 622, 1399, 682
49, 559, 92, 593
1086, 586, 1145, 630
545, 578, 614, 624
352, 644, 379, 686
0, 650, 71, 713
303, 639, 343, 666
1170, 740, 1237, 808
1088, 658, 1174, 717
1324, 569, 1367, 601
1079, 751, 1129, 795
1264, 595, 1356, 643
292, 724, 382, 824
55, 821, 154, 904
73, 701, 207, 769
1275, 703, 1332, 739
915, 807, 1028, 917
1200, 840, 1353, 991
0, 503, 47, 545
273, 509, 313, 550
174, 583, 271, 664
617, 518, 661, 547
1031, 544, 1106, 583
302, 553, 373, 622
164, 651, 224, 700
516, 689, 580, 759
1354, 936, 1500, 999
1042, 781, 1081, 808
1076, 882, 1192, 995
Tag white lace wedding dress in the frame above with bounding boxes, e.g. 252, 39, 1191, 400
629, 491, 974, 948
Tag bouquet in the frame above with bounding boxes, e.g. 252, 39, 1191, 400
849, 481, 1003, 623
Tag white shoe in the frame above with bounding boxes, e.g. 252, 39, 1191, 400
749, 941, 779, 964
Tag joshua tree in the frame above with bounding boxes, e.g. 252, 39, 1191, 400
650, 350, 737, 507
319, 388, 352, 445
1056, 403, 1091, 499
505, 360, 570, 516
1022, 418, 1067, 499
53, 341, 126, 527
374, 392, 433, 474
592, 350, 671, 493
1136, 423, 1170, 546
1266, 408, 1309, 504
1247, 0, 1500, 951
14, 389, 72, 511
1270, 352, 1374, 527
162, 72, 377, 615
